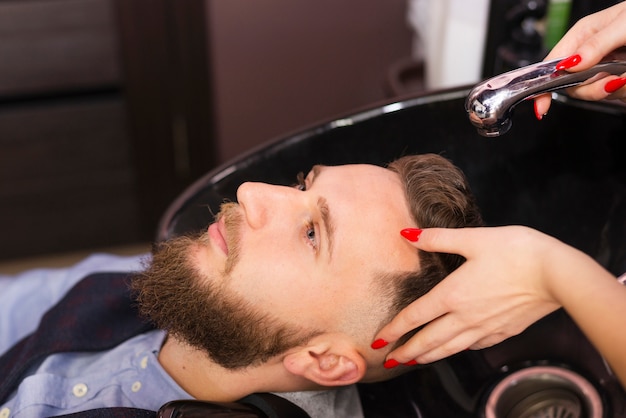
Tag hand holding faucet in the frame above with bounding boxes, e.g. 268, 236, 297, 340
534, 1, 626, 118
466, 1, 626, 137
465, 46, 626, 137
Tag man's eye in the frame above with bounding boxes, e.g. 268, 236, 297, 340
306, 226, 316, 242
305, 224, 318, 249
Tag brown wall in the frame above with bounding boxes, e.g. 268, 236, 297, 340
208, 0, 413, 163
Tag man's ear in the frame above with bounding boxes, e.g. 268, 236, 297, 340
282, 339, 367, 387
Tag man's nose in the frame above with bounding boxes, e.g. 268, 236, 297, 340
236, 182, 296, 229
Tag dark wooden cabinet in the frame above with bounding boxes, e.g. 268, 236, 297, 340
116, 0, 216, 239
0, 0, 120, 97
0, 0, 215, 259
0, 97, 138, 258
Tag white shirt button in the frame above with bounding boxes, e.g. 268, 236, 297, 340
131, 381, 142, 392
0, 407, 10, 418
140, 356, 148, 369
72, 383, 88, 398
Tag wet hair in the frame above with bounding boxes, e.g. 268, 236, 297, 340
382, 153, 483, 338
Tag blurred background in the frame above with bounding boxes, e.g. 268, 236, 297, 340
0, 0, 619, 273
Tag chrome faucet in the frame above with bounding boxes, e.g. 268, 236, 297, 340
465, 47, 626, 137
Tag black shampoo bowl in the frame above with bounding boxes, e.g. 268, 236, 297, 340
158, 87, 626, 417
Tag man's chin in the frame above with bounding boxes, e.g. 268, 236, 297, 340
189, 242, 227, 285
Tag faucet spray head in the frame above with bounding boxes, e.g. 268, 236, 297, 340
465, 47, 626, 137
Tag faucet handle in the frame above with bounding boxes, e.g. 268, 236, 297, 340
465, 47, 626, 137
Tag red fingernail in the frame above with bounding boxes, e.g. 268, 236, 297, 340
400, 228, 422, 242
555, 54, 581, 70
533, 100, 543, 121
371, 339, 389, 349
384, 359, 400, 369
404, 359, 418, 366
604, 77, 626, 93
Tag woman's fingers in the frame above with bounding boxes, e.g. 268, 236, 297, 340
533, 2, 626, 115
374, 226, 562, 366
545, 2, 626, 68
373, 228, 471, 343
571, 5, 626, 68
385, 296, 558, 365
386, 315, 480, 364
374, 283, 449, 349
533, 93, 552, 121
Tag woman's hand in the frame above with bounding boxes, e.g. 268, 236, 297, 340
534, 1, 626, 118
373, 226, 564, 365
373, 225, 626, 387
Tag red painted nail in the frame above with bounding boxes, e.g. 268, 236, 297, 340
400, 228, 422, 242
371, 339, 389, 349
384, 359, 400, 369
533, 100, 543, 121
404, 359, 418, 366
555, 54, 581, 70
604, 77, 626, 93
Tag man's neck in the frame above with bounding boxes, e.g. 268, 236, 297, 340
157, 335, 310, 401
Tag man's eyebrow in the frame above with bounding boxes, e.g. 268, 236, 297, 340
310, 165, 335, 261
310, 164, 324, 180
318, 196, 334, 261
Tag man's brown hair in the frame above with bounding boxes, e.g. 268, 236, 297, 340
384, 153, 483, 329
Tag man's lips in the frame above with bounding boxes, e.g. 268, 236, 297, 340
208, 217, 228, 256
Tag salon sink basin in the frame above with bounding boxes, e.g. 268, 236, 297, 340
159, 87, 626, 418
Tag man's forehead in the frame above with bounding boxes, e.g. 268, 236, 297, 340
310, 163, 388, 178
317, 163, 416, 271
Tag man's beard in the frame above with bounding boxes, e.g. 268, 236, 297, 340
131, 203, 321, 369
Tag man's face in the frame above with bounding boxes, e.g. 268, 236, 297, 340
136, 164, 419, 368
197, 164, 419, 331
